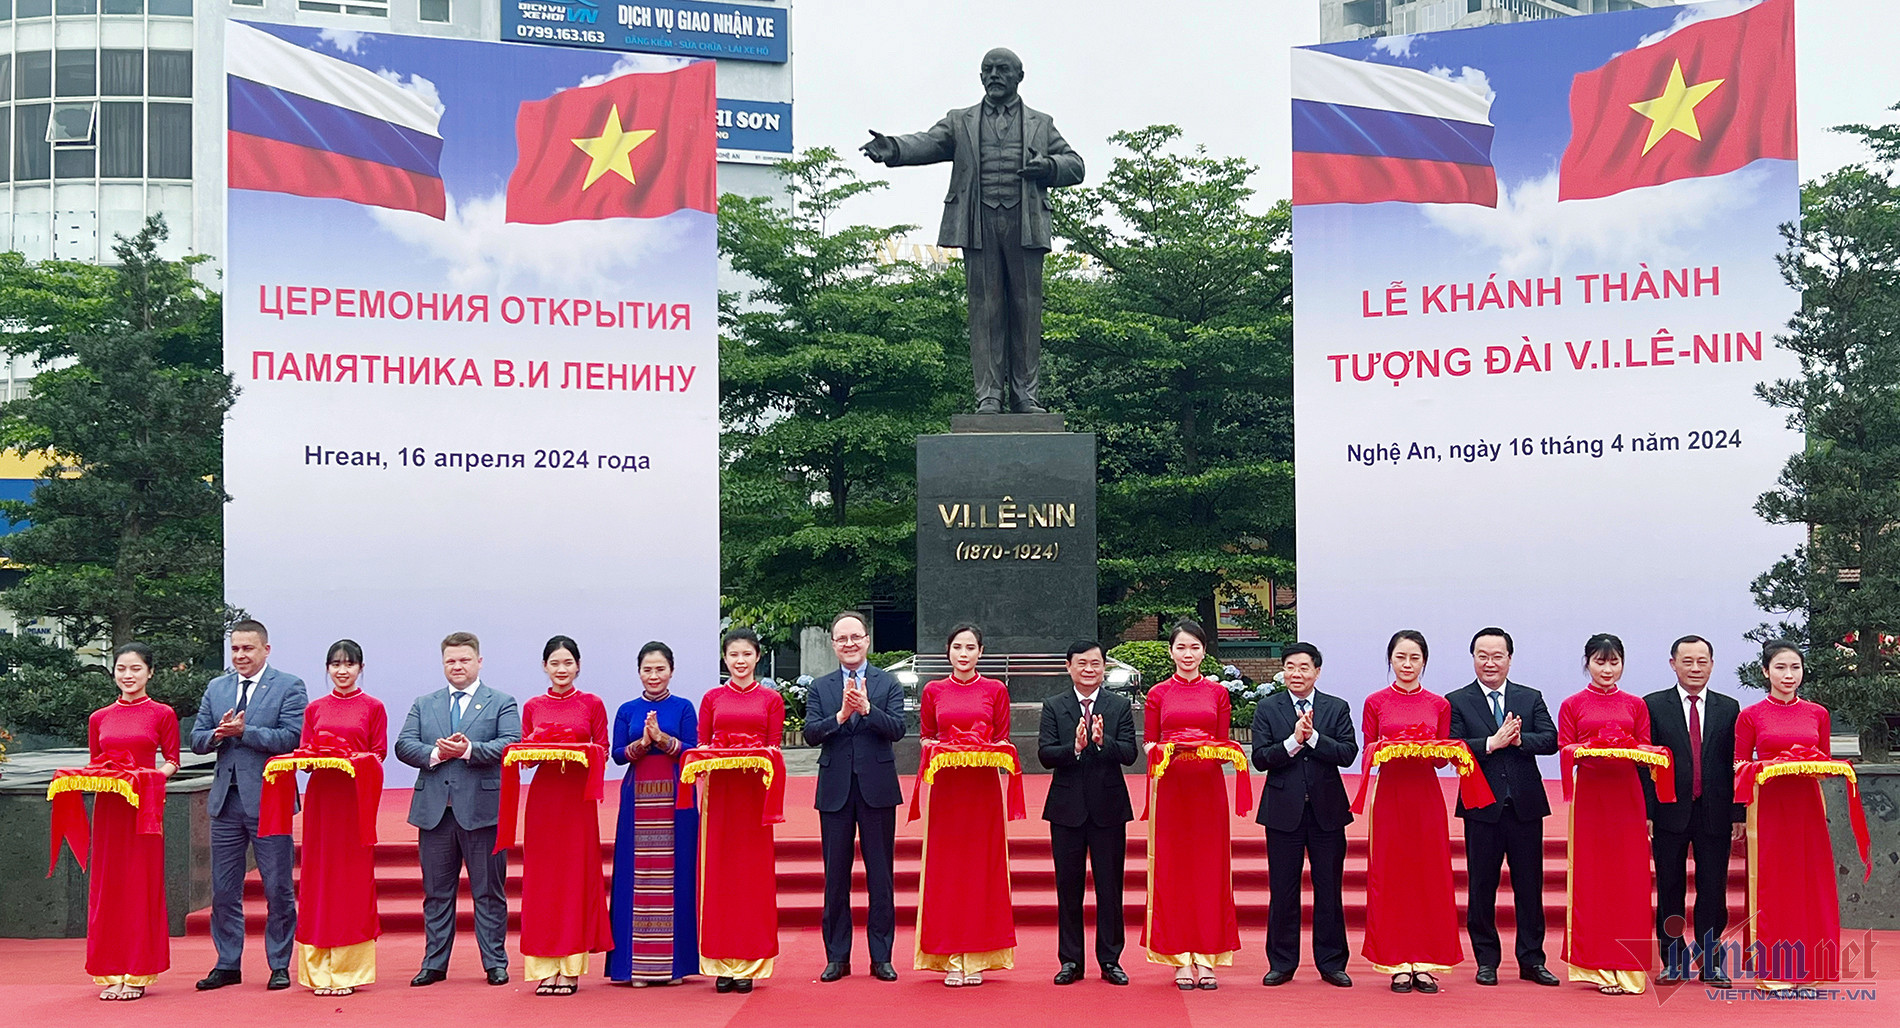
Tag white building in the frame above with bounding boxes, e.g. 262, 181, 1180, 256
0, 0, 793, 264
1320, 0, 1679, 43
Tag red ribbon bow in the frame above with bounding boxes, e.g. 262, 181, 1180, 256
1558, 724, 1675, 804
46, 761, 166, 876
1351, 723, 1493, 815
677, 740, 788, 826
1142, 728, 1254, 819
909, 737, 1027, 824
257, 744, 385, 847
494, 733, 608, 853
1733, 745, 1872, 881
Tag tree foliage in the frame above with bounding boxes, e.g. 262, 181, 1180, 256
1047, 126, 1296, 648
0, 217, 232, 736
1749, 118, 1900, 760
718, 149, 966, 641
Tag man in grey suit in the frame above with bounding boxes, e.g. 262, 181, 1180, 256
862, 47, 1085, 414
395, 631, 521, 987
190, 618, 306, 992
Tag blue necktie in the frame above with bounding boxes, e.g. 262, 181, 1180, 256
450, 691, 466, 733
1489, 689, 1505, 727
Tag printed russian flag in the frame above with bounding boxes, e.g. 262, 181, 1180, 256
1291, 49, 1497, 208
227, 22, 446, 219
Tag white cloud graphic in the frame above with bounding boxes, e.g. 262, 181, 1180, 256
1428, 65, 1496, 104
318, 28, 366, 54
1634, 0, 1762, 49
376, 69, 446, 116
1373, 34, 1420, 59
573, 52, 693, 90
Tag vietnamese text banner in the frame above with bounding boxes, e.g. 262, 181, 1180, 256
716, 98, 792, 160
224, 24, 720, 785
504, 0, 789, 63
1290, 0, 1801, 755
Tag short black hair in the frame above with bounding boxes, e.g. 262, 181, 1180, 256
1671, 634, 1713, 659
327, 639, 365, 665
1759, 640, 1802, 669
638, 640, 675, 669
1282, 641, 1323, 667
1583, 633, 1625, 666
1387, 629, 1428, 664
723, 626, 762, 655
542, 635, 580, 663
1470, 628, 1513, 655
1169, 618, 1209, 648
947, 623, 984, 651
231, 619, 269, 643
1065, 639, 1104, 661
113, 641, 156, 669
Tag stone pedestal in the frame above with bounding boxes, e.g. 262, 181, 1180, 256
1831, 764, 1900, 929
916, 417, 1096, 701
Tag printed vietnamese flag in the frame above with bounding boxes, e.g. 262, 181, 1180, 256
1557, 0, 1794, 201
505, 60, 717, 224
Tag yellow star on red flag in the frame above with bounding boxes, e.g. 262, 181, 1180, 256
570, 104, 656, 189
1627, 59, 1725, 156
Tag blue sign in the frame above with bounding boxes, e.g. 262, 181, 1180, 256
504, 0, 789, 63
717, 98, 791, 155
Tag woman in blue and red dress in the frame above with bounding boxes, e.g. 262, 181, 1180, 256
608, 641, 699, 985
1143, 618, 1241, 991
1359, 629, 1462, 994
914, 623, 1017, 986
84, 642, 181, 1001
1558, 633, 1654, 995
293, 639, 387, 996
520, 635, 612, 995
1737, 642, 1843, 989
696, 627, 786, 993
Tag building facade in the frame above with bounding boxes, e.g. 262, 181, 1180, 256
1320, 0, 1678, 43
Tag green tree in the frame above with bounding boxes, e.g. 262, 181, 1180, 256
1047, 126, 1296, 649
0, 217, 233, 736
1748, 116, 1900, 761
718, 149, 966, 639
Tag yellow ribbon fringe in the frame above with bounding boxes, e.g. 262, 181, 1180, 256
1573, 745, 1669, 768
46, 775, 139, 806
1756, 760, 1856, 785
1152, 743, 1247, 779
262, 755, 356, 783
1372, 742, 1477, 776
502, 747, 592, 769
923, 750, 1019, 784
679, 754, 775, 786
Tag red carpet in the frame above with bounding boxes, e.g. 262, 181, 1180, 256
4, 775, 1890, 1023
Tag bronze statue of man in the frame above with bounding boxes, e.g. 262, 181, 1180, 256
862, 48, 1085, 415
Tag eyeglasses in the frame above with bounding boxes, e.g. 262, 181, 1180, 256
833, 634, 868, 644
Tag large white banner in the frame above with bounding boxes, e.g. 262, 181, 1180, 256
1291, 0, 1802, 744
224, 24, 719, 784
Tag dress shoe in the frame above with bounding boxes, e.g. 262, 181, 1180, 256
195, 968, 242, 991
1520, 965, 1561, 987
1701, 973, 1732, 989
975, 401, 1003, 415
410, 968, 447, 987
486, 967, 510, 986
1012, 402, 1048, 415
267, 969, 292, 991
734, 978, 753, 994
1053, 962, 1084, 985
1320, 970, 1353, 988
1412, 972, 1440, 994
716, 977, 735, 993
871, 961, 898, 982
1100, 964, 1129, 986
1390, 973, 1413, 993
820, 962, 850, 982
1476, 965, 1499, 986
1262, 969, 1293, 987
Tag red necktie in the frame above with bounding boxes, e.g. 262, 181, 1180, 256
1080, 698, 1093, 748
1687, 694, 1703, 799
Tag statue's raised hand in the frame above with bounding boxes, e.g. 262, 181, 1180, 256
861, 129, 898, 164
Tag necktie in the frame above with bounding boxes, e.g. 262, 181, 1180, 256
450, 691, 466, 733
1489, 690, 1504, 727
1297, 697, 1311, 719
1687, 694, 1703, 799
235, 678, 254, 714
1080, 697, 1094, 746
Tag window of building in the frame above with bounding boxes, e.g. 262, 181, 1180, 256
16, 0, 50, 17
230, 0, 262, 5
55, 49, 97, 98
15, 103, 50, 179
48, 101, 96, 143
147, 0, 189, 14
419, 0, 449, 21
99, 101, 142, 177
56, 0, 96, 13
0, 0, 11, 18
0, 56, 10, 101
0, 109, 9, 183
101, 50, 143, 96
103, 0, 143, 12
53, 146, 94, 179
149, 51, 191, 97
17, 51, 52, 100
147, 102, 189, 178
298, 0, 390, 16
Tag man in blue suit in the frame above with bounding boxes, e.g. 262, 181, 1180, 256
803, 611, 907, 982
190, 618, 307, 992
395, 631, 521, 987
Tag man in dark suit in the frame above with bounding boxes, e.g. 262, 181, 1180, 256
189, 618, 306, 992
395, 631, 521, 987
861, 47, 1085, 414
1447, 627, 1562, 987
1037, 640, 1137, 986
1252, 642, 1358, 988
1642, 635, 1744, 985
803, 611, 907, 982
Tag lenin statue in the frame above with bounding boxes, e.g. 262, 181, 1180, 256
862, 48, 1085, 415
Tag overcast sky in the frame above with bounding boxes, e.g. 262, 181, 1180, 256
790, 0, 1900, 239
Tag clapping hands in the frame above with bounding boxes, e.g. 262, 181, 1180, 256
1487, 712, 1522, 752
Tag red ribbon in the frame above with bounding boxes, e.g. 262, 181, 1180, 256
907, 729, 1027, 824
1558, 723, 1675, 804
494, 727, 607, 853
1733, 745, 1872, 881
257, 737, 385, 847
46, 762, 165, 877
677, 732, 788, 826
1141, 728, 1254, 819
1350, 723, 1494, 814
